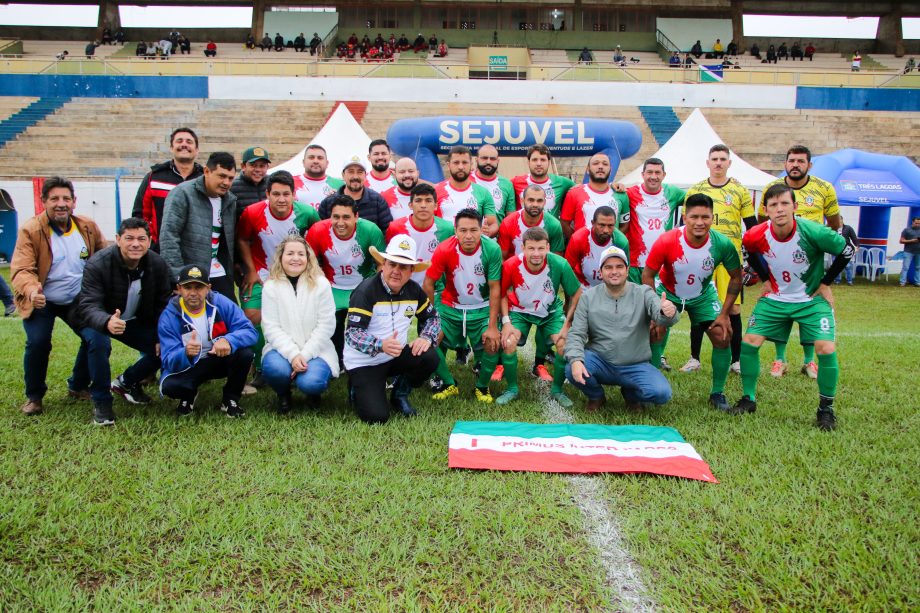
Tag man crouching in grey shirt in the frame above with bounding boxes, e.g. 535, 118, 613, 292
563, 246, 680, 411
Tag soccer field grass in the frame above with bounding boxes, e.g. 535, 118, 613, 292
1, 271, 917, 610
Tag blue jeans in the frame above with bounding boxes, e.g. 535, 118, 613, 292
900, 252, 920, 285
80, 321, 160, 405
22, 301, 89, 401
261, 349, 332, 397
0, 274, 13, 308
565, 350, 672, 404
836, 260, 855, 284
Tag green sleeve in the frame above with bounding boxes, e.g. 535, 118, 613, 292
435, 217, 455, 242
614, 191, 630, 222
551, 253, 582, 297
473, 184, 497, 218
808, 219, 847, 256
293, 202, 320, 233
612, 229, 630, 262
357, 220, 385, 278
498, 177, 516, 220
664, 184, 687, 208
482, 237, 503, 281
715, 232, 741, 270
546, 215, 565, 254
327, 177, 345, 190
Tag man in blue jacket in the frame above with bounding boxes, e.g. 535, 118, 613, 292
158, 264, 257, 417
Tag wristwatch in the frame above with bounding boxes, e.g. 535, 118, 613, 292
501, 315, 512, 325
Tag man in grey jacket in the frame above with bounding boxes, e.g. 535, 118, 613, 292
564, 246, 680, 411
160, 152, 239, 301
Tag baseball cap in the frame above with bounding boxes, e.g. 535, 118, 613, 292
598, 246, 629, 267
341, 155, 368, 174
369, 234, 430, 272
176, 264, 210, 286
242, 146, 271, 164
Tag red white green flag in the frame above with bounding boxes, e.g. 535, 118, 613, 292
449, 421, 717, 483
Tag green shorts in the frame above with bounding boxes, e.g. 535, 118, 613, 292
509, 310, 565, 344
628, 267, 643, 284
746, 296, 835, 344
665, 284, 722, 327
240, 281, 263, 310
439, 304, 491, 351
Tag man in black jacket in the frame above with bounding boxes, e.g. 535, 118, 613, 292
318, 156, 393, 233
230, 146, 271, 210
132, 127, 203, 251
76, 218, 173, 426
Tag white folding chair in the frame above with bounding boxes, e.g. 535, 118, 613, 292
853, 248, 872, 279
866, 247, 887, 282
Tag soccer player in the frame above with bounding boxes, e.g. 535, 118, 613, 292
498, 227, 582, 407
565, 205, 630, 289
642, 193, 742, 412
380, 157, 421, 222
497, 185, 565, 259
758, 145, 842, 379
435, 145, 498, 236
293, 144, 344, 211
511, 144, 575, 218
616, 157, 685, 283
422, 209, 503, 402
682, 144, 757, 374
237, 171, 320, 385
471, 144, 515, 221
365, 139, 398, 192
385, 183, 454, 285
559, 153, 629, 240
733, 184, 854, 431
306, 195, 385, 364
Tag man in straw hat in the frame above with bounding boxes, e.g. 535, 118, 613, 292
344, 234, 441, 423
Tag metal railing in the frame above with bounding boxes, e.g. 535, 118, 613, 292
656, 30, 681, 54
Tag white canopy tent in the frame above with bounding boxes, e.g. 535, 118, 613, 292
269, 103, 372, 178
620, 108, 778, 190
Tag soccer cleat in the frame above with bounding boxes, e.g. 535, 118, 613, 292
495, 390, 519, 405
67, 388, 91, 401
708, 392, 730, 412
729, 395, 757, 415
111, 376, 152, 405
277, 393, 292, 415
176, 399, 194, 416
221, 398, 245, 418
801, 361, 818, 379
660, 356, 672, 372
531, 364, 553, 382
679, 358, 701, 373
730, 361, 741, 374
474, 388, 493, 404
92, 403, 116, 426
551, 392, 573, 408
432, 384, 459, 400
816, 408, 837, 431
490, 365, 504, 382
769, 360, 787, 378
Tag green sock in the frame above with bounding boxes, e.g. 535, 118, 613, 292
816, 352, 839, 399
551, 356, 568, 394
710, 346, 732, 394
434, 347, 456, 386
650, 328, 670, 367
740, 342, 761, 401
476, 351, 500, 389
502, 352, 519, 393
252, 325, 265, 371
774, 340, 787, 362
802, 344, 816, 364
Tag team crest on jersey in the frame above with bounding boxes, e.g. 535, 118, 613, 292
80, 246, 89, 259
403, 305, 415, 318
792, 248, 807, 264
724, 195, 733, 205
286, 227, 299, 237
702, 256, 715, 272
492, 187, 501, 199
805, 196, 814, 205
748, 313, 756, 327
473, 262, 484, 276
350, 243, 362, 258
542, 279, 554, 294
427, 238, 439, 252
659, 202, 669, 211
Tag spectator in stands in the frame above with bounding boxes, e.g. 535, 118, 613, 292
804, 42, 816, 61
159, 37, 172, 58
777, 42, 788, 60
294, 33, 306, 52
160, 152, 240, 302
851, 50, 861, 71
114, 29, 126, 45
204, 40, 217, 58
613, 45, 625, 64
690, 40, 703, 58
169, 31, 180, 49
726, 40, 738, 56
75, 217, 172, 426
274, 33, 285, 52
260, 33, 272, 51
791, 41, 804, 60
348, 33, 359, 46
669, 51, 681, 67
899, 216, 920, 287
904, 57, 916, 73
766, 44, 778, 64
11, 177, 106, 417
85, 40, 99, 59
396, 33, 410, 52
310, 33, 322, 55
360, 34, 370, 48
579, 47, 594, 64
101, 27, 113, 45
750, 43, 761, 59
712, 39, 724, 59
318, 156, 392, 231
245, 34, 256, 49
55, 50, 69, 61
437, 40, 448, 57
231, 147, 271, 209
413, 33, 427, 53
133, 127, 203, 252
158, 264, 256, 418
135, 41, 146, 57
683, 52, 693, 67
179, 35, 191, 55
388, 33, 397, 48
146, 42, 157, 59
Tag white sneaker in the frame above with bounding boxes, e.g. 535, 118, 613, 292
730, 361, 741, 374
679, 358, 701, 373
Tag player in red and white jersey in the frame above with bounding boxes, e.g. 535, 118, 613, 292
365, 138, 398, 192
497, 184, 565, 259
510, 143, 575, 218
559, 153, 630, 240
379, 157, 420, 222
564, 206, 630, 288
435, 145, 498, 237
385, 184, 454, 285
293, 144, 344, 211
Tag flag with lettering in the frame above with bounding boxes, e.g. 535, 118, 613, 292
448, 421, 717, 482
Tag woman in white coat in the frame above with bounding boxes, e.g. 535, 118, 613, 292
260, 235, 339, 413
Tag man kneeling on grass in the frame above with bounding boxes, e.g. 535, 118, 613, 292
565, 246, 680, 411
158, 265, 257, 418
